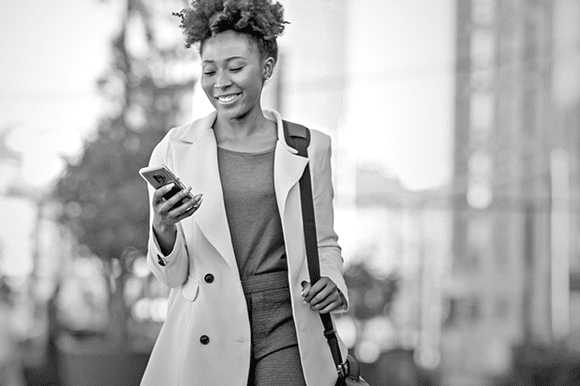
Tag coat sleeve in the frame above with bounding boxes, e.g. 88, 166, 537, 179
312, 134, 349, 313
145, 129, 189, 288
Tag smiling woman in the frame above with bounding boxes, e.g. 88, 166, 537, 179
200, 30, 275, 131
139, 1, 352, 386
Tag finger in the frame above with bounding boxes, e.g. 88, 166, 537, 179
173, 207, 194, 222
185, 194, 203, 213
311, 289, 343, 313
153, 183, 175, 205
170, 191, 198, 213
170, 199, 194, 218
157, 199, 173, 217
308, 286, 336, 308
304, 278, 333, 304
301, 281, 311, 300
175, 195, 203, 218
164, 186, 193, 209
192, 193, 203, 209
168, 193, 203, 222
310, 295, 334, 311
317, 299, 342, 314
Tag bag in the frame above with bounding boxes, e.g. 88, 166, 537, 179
284, 121, 370, 386
334, 354, 369, 386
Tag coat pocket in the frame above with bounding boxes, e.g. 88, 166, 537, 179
181, 277, 200, 302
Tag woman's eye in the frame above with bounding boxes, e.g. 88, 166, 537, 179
230, 67, 243, 72
203, 70, 215, 76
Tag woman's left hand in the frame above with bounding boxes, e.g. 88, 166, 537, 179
301, 277, 346, 314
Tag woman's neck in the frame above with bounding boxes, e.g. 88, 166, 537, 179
214, 110, 277, 153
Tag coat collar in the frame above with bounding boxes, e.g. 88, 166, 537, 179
172, 109, 307, 274
174, 109, 300, 155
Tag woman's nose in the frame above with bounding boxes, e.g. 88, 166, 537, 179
214, 71, 231, 90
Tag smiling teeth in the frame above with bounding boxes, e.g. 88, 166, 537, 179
218, 94, 238, 103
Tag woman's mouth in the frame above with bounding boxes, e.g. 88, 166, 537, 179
216, 93, 241, 105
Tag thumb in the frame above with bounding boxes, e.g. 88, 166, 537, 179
301, 281, 310, 296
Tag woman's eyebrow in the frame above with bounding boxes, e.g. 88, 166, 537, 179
202, 56, 246, 65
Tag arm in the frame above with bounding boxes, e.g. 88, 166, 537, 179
146, 131, 202, 288
301, 134, 349, 313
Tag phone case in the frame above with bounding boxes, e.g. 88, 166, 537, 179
139, 165, 193, 205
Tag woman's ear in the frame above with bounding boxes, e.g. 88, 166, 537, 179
263, 57, 275, 80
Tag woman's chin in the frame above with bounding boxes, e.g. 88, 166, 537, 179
218, 105, 257, 121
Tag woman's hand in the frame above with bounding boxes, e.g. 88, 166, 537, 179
301, 277, 346, 314
152, 183, 203, 254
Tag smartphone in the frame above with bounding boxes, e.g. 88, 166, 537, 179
139, 164, 193, 207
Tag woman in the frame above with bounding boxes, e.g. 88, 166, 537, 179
140, 1, 348, 385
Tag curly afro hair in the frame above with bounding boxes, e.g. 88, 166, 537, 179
174, 0, 289, 62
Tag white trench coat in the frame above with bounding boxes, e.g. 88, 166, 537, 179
140, 109, 349, 386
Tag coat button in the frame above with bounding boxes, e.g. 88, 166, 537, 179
204, 273, 214, 283
200, 335, 210, 345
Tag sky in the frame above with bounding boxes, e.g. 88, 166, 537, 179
343, 0, 455, 190
0, 0, 454, 190
0, 0, 120, 186
0, 0, 122, 276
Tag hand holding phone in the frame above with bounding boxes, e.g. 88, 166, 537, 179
139, 165, 202, 254
139, 164, 195, 208
139, 163, 202, 219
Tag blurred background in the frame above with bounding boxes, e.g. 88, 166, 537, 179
1, 0, 580, 385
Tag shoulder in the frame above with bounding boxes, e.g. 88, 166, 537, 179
282, 118, 331, 152
309, 128, 331, 151
265, 109, 333, 160
284, 122, 333, 173
308, 129, 333, 173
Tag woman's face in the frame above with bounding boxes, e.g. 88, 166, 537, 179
200, 30, 272, 121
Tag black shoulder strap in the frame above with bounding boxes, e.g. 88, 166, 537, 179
283, 120, 310, 157
282, 120, 347, 382
282, 120, 319, 283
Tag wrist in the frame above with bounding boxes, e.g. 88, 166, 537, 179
152, 224, 177, 257
153, 222, 176, 236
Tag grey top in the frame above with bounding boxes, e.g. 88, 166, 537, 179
217, 146, 287, 278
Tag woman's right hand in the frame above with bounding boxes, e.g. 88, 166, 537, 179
152, 183, 203, 253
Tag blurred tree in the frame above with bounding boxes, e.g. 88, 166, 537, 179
53, 0, 195, 343
344, 262, 399, 320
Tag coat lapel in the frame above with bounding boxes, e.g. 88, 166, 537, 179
168, 110, 307, 274
170, 113, 238, 274
274, 141, 308, 219
266, 109, 309, 221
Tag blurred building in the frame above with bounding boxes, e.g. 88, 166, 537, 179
352, 167, 452, 373
449, 0, 580, 385
0, 127, 56, 380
